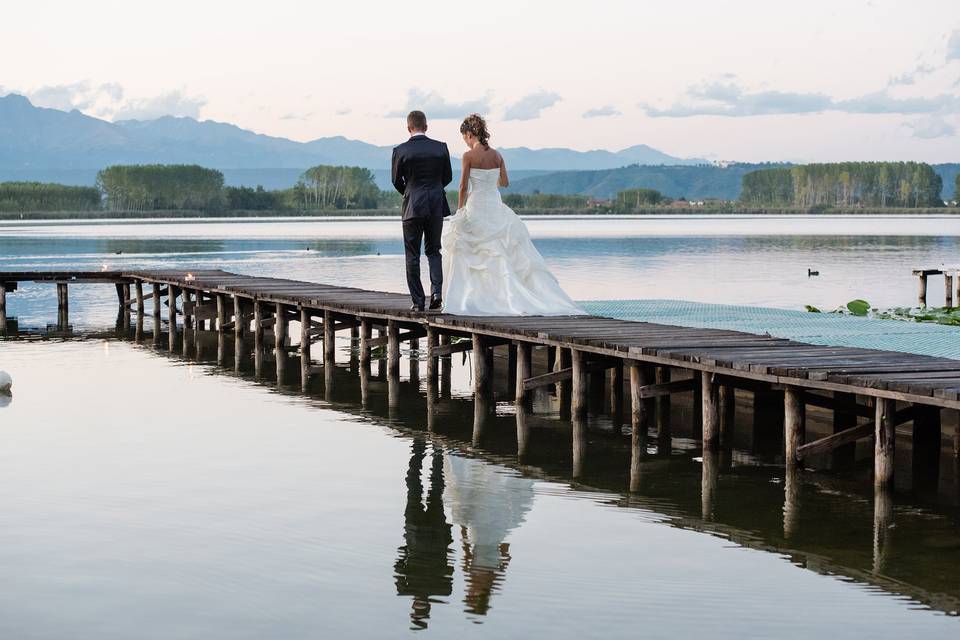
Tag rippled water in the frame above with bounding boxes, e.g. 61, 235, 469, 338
1, 216, 959, 638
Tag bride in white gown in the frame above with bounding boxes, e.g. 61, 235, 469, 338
441, 114, 586, 316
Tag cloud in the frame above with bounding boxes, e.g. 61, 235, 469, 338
335, 107, 352, 116
888, 63, 937, 86
948, 29, 960, 60
111, 90, 206, 120
907, 115, 956, 139
583, 105, 621, 118
387, 88, 490, 119
504, 90, 562, 121
281, 112, 314, 121
15, 81, 205, 121
640, 75, 960, 117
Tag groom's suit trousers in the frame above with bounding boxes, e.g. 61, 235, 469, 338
402, 213, 443, 306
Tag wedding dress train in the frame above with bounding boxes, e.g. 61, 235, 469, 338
441, 168, 585, 316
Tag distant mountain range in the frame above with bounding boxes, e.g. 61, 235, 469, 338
4, 93, 955, 200
0, 93, 706, 189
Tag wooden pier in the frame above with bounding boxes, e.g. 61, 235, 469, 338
3, 269, 959, 492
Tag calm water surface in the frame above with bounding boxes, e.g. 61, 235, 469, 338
1, 216, 959, 638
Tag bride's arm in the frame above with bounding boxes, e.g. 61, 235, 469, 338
497, 151, 509, 188
458, 155, 470, 209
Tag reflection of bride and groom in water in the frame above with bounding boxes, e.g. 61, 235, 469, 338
394, 436, 535, 630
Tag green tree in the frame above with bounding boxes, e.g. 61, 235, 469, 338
96, 164, 224, 211
0, 182, 101, 212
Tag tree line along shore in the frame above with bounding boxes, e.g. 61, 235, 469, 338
0, 161, 957, 219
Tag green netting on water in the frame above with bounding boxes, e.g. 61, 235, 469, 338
580, 299, 960, 361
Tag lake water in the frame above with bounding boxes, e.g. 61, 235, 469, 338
1, 216, 959, 638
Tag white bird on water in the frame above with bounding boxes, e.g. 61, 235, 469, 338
0, 370, 11, 393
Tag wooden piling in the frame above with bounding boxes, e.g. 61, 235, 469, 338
655, 366, 671, 455
516, 342, 532, 406
547, 345, 556, 372
253, 300, 264, 350
783, 464, 801, 539
610, 362, 624, 423
558, 347, 572, 418
387, 320, 400, 376
701, 450, 718, 521
784, 386, 805, 467
473, 334, 491, 396
516, 402, 530, 461
946, 273, 954, 308
918, 273, 928, 307
440, 334, 451, 398
300, 307, 311, 384
702, 371, 720, 450
571, 349, 587, 419
182, 289, 192, 329
152, 284, 161, 322
629, 363, 652, 490
234, 295, 244, 339
360, 318, 372, 367
0, 284, 6, 317
426, 326, 439, 382
275, 303, 287, 351
508, 343, 518, 393
56, 282, 69, 328
214, 293, 225, 331
572, 416, 586, 478
134, 281, 144, 314
324, 310, 336, 364
168, 285, 178, 329
875, 398, 895, 487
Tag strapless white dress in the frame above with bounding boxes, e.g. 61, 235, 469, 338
441, 168, 586, 316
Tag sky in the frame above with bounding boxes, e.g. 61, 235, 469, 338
2, 0, 959, 162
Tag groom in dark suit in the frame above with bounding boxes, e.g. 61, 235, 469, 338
391, 110, 453, 311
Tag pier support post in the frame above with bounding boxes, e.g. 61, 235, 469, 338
516, 402, 530, 461
875, 398, 895, 487
873, 487, 894, 574
558, 348, 572, 419
508, 343, 518, 394
571, 349, 587, 420
701, 450, 718, 521
783, 464, 801, 539
216, 294, 226, 331
440, 334, 452, 397
300, 307, 311, 385
253, 300, 264, 351
152, 284, 161, 324
629, 362, 653, 491
701, 372, 720, 450
323, 310, 336, 364
387, 320, 400, 376
516, 342, 532, 407
918, 273, 928, 307
360, 318, 372, 367
784, 386, 805, 467
610, 362, 624, 423
275, 303, 287, 351
167, 286, 178, 328
234, 295, 244, 339
547, 345, 556, 373
426, 326, 439, 382
56, 282, 69, 329
912, 404, 941, 492
134, 281, 144, 315
946, 273, 955, 308
182, 290, 192, 329
0, 284, 6, 318
656, 366, 672, 455
472, 334, 491, 397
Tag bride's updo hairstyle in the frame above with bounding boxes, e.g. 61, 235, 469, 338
460, 114, 490, 147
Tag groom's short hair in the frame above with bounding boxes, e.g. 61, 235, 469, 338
407, 110, 427, 131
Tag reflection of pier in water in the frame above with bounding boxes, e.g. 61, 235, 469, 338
19, 310, 956, 623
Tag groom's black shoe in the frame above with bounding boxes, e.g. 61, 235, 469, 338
428, 295, 442, 310
410, 303, 425, 312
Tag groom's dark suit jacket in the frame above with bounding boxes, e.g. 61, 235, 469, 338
391, 135, 453, 221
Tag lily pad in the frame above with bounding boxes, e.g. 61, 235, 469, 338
846, 299, 870, 316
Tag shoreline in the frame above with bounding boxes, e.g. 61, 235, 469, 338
0, 206, 957, 223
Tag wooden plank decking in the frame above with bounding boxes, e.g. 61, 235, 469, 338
110, 268, 960, 410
